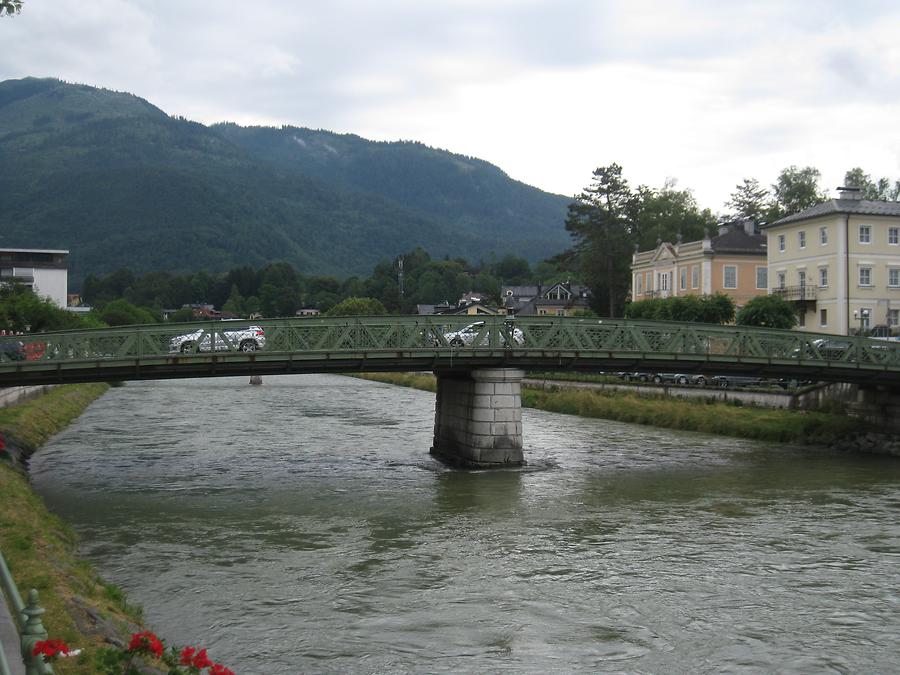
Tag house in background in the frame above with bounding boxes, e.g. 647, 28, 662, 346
762, 186, 900, 335
630, 219, 767, 309
0, 248, 69, 308
502, 282, 591, 316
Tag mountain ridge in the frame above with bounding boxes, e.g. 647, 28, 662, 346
0, 77, 570, 285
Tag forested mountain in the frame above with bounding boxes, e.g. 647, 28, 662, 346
0, 77, 570, 286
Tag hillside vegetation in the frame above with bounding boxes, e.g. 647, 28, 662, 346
0, 77, 570, 284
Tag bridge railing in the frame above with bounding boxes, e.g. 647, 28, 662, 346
1, 315, 899, 370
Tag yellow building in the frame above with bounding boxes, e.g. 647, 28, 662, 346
631, 220, 768, 308
762, 187, 900, 335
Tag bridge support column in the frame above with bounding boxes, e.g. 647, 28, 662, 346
430, 368, 524, 468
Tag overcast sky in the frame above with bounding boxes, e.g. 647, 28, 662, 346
3, 0, 900, 213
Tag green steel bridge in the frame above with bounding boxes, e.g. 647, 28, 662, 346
1, 315, 899, 388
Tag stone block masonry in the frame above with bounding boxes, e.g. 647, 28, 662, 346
431, 368, 525, 468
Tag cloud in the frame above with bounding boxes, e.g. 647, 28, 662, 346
2, 0, 900, 211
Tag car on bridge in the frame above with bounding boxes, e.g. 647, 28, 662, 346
169, 325, 266, 354
0, 338, 25, 362
440, 321, 524, 348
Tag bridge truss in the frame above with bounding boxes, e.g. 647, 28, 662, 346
1, 315, 899, 387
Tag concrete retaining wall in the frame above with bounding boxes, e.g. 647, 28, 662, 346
0, 386, 54, 410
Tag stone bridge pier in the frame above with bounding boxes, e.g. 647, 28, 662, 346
430, 368, 525, 468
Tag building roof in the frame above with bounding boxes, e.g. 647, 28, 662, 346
709, 228, 766, 255
765, 198, 900, 228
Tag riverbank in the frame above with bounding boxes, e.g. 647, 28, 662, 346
0, 384, 146, 675
354, 372, 864, 445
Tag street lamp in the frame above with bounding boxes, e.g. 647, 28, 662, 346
853, 309, 869, 336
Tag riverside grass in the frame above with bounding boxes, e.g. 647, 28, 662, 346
0, 383, 144, 675
354, 372, 863, 445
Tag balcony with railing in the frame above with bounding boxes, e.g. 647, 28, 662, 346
772, 285, 817, 302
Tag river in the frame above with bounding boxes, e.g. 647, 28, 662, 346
28, 374, 900, 673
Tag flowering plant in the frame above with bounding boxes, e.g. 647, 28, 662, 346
91, 630, 235, 674
32, 638, 72, 662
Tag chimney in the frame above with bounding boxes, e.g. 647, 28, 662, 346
837, 186, 862, 201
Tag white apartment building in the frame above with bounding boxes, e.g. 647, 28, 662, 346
762, 187, 900, 335
0, 248, 69, 308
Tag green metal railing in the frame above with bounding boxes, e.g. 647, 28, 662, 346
0, 315, 899, 384
0, 547, 52, 675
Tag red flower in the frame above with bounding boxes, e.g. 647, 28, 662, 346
32, 638, 70, 661
127, 631, 164, 658
209, 664, 235, 675
180, 645, 214, 669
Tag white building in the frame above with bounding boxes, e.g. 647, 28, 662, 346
0, 248, 69, 308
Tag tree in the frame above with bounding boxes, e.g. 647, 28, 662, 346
726, 178, 770, 222
629, 183, 714, 251
844, 167, 900, 201
565, 164, 636, 317
324, 297, 387, 316
735, 295, 797, 329
0, 1, 22, 16
624, 293, 734, 324
0, 283, 93, 332
93, 299, 159, 326
768, 166, 825, 220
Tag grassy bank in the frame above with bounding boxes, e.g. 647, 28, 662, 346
354, 372, 863, 445
0, 384, 145, 674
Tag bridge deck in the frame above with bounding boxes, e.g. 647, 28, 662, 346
1, 316, 898, 387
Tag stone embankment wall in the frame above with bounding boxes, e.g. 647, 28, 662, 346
0, 386, 55, 409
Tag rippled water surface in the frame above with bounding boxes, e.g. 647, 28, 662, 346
29, 375, 900, 673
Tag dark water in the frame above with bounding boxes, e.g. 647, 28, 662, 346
28, 375, 900, 673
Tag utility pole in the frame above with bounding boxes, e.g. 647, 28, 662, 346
398, 257, 404, 299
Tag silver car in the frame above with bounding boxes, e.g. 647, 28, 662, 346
441, 321, 524, 347
169, 324, 266, 353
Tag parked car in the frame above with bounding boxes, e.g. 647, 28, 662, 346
617, 372, 652, 383
441, 321, 524, 347
0, 338, 25, 362
710, 375, 766, 389
650, 373, 705, 386
169, 325, 266, 353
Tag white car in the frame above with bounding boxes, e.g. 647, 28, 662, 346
169, 325, 266, 353
441, 321, 524, 347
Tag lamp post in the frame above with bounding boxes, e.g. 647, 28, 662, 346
853, 309, 869, 336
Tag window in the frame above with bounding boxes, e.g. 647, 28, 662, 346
778, 234, 785, 252
860, 224, 871, 243
890, 227, 899, 245
659, 272, 669, 291
636, 274, 643, 294
798, 231, 806, 248
890, 269, 900, 288
756, 266, 767, 289
556, 309, 565, 316
646, 272, 652, 290
691, 265, 699, 289
859, 267, 872, 286
723, 265, 737, 289
680, 268, 687, 290
819, 267, 828, 288
820, 309, 827, 327
890, 309, 899, 326
777, 272, 786, 289
820, 226, 828, 245
798, 270, 806, 288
